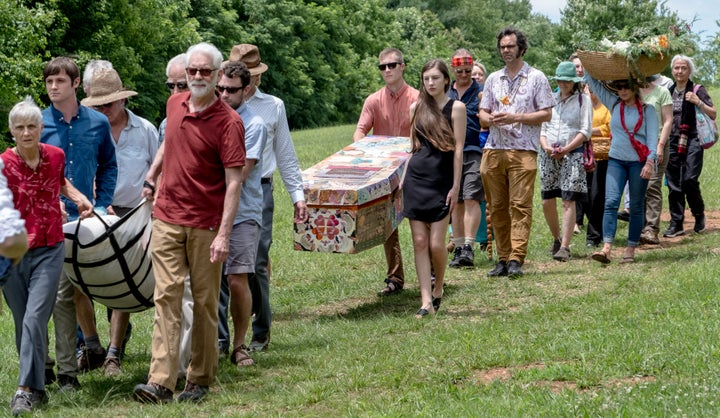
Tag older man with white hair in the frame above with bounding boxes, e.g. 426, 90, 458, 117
133, 42, 245, 404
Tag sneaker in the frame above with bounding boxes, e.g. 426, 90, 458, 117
663, 224, 685, 238
57, 374, 80, 392
103, 356, 122, 377
133, 382, 173, 404
248, 337, 269, 352
10, 391, 32, 416
449, 246, 462, 268
553, 246, 571, 262
458, 244, 475, 267
78, 345, 107, 373
617, 210, 630, 222
487, 260, 508, 277
550, 239, 561, 256
586, 241, 600, 248
639, 230, 660, 245
694, 214, 706, 233
177, 381, 208, 403
507, 260, 523, 278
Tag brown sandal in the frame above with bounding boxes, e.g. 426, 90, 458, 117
591, 250, 611, 264
231, 345, 254, 367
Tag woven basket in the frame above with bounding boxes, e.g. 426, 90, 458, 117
591, 136, 611, 161
577, 50, 670, 81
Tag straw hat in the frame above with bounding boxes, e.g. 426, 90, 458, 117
81, 68, 137, 107
229, 44, 268, 75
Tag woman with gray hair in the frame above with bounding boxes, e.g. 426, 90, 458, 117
663, 55, 717, 238
1, 97, 93, 415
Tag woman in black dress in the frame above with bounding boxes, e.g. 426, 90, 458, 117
402, 59, 466, 318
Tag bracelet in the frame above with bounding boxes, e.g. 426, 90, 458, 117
143, 180, 156, 193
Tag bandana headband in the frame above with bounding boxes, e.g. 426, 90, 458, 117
451, 56, 474, 67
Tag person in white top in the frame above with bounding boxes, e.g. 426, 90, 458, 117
0, 160, 27, 276
229, 44, 307, 352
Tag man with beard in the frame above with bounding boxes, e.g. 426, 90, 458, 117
478, 27, 555, 278
133, 42, 245, 404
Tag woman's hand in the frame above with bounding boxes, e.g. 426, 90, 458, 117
640, 161, 655, 180
446, 186, 459, 215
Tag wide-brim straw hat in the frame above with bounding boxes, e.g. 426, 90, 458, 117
229, 44, 268, 75
81, 68, 137, 107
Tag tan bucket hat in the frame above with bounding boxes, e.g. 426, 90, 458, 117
81, 68, 137, 107
229, 44, 268, 75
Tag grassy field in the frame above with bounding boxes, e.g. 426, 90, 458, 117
3, 115, 720, 416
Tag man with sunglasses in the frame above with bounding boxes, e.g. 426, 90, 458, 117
229, 43, 307, 353
158, 54, 189, 144
40, 56, 118, 392
353, 47, 418, 296
134, 42, 245, 404
214, 60, 267, 367
448, 49, 484, 268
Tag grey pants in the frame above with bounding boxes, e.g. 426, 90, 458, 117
3, 243, 63, 390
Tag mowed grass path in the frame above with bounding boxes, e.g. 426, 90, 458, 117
2, 113, 720, 416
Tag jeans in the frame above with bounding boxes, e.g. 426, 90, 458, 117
602, 158, 649, 247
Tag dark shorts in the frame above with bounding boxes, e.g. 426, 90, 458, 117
459, 151, 485, 202
225, 220, 260, 275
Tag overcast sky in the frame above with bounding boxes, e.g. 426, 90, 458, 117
529, 0, 718, 44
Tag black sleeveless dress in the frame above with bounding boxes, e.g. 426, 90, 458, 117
402, 99, 455, 223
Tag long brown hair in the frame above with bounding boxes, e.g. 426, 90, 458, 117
410, 59, 455, 152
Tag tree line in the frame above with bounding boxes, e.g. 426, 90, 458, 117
1, 0, 716, 145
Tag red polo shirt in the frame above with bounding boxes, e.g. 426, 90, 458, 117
154, 92, 246, 230
1, 144, 66, 249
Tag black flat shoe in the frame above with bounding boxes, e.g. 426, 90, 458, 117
432, 297, 442, 312
415, 304, 434, 319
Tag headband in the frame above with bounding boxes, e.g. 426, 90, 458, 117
451, 56, 474, 67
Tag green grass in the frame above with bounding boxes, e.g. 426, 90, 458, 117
4, 121, 720, 417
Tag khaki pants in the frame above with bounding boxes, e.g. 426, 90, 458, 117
643, 141, 670, 234
480, 149, 537, 263
147, 219, 222, 389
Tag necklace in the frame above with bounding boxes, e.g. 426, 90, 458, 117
15, 145, 42, 171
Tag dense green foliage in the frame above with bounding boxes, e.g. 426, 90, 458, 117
0, 0, 717, 150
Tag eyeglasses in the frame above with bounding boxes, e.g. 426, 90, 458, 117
611, 82, 631, 90
186, 67, 217, 77
377, 62, 401, 71
454, 68, 472, 74
166, 82, 188, 91
216, 85, 243, 94
499, 44, 517, 50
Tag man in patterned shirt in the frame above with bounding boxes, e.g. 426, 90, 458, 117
478, 27, 555, 278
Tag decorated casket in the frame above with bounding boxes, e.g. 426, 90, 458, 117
294, 135, 411, 253
63, 201, 155, 312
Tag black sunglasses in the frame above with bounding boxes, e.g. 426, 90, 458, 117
378, 62, 401, 71
454, 68, 472, 74
216, 85, 243, 94
186, 67, 217, 77
166, 82, 188, 91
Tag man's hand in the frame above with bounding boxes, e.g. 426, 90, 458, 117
142, 180, 156, 201
294, 201, 308, 223
209, 233, 230, 264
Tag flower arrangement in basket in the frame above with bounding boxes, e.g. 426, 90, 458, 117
576, 24, 694, 82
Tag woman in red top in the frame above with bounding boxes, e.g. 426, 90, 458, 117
1, 97, 92, 416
